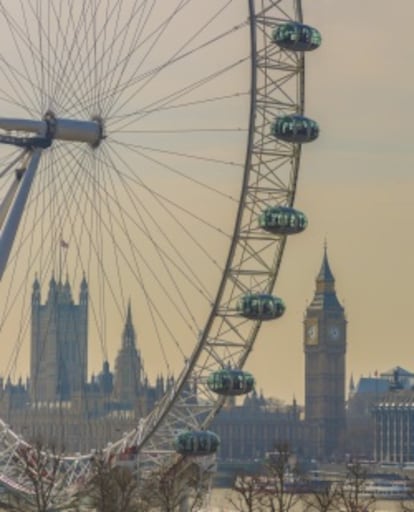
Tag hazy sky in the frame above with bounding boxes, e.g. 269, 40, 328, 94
0, 0, 412, 408
245, 0, 414, 404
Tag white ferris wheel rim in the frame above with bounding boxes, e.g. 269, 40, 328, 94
0, 0, 313, 502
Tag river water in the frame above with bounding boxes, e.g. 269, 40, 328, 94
208, 488, 409, 511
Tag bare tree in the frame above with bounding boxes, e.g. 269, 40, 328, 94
259, 442, 302, 512
79, 451, 142, 512
227, 470, 264, 512
0, 438, 75, 512
335, 461, 376, 512
140, 457, 213, 512
300, 480, 341, 512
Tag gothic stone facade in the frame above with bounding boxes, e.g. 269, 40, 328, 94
303, 248, 347, 461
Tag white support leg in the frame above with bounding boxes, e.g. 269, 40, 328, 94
0, 149, 42, 280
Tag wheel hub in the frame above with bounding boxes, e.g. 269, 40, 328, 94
0, 112, 105, 148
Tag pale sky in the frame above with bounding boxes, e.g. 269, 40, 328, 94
245, 0, 414, 404
0, 1, 412, 408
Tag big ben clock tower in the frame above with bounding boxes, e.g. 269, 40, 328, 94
304, 245, 346, 460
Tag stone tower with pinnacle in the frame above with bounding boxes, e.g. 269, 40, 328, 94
31, 275, 88, 402
113, 301, 142, 407
303, 245, 347, 460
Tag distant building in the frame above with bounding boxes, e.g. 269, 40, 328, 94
344, 367, 414, 462
348, 375, 390, 420
7, 252, 408, 464
370, 367, 414, 464
373, 389, 414, 464
348, 375, 389, 417
0, 276, 169, 452
303, 246, 347, 461
31, 274, 88, 402
211, 392, 304, 461
345, 375, 389, 459
113, 301, 143, 410
211, 248, 351, 464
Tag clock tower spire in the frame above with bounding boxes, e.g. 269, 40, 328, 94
304, 245, 346, 460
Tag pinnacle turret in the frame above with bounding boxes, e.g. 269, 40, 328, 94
113, 302, 142, 403
32, 274, 41, 304
122, 300, 137, 350
316, 245, 335, 285
79, 274, 88, 305
308, 245, 343, 312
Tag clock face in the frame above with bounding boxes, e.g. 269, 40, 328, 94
328, 326, 340, 341
306, 324, 318, 344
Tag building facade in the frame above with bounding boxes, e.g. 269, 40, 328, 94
31, 275, 88, 402
0, 276, 168, 452
211, 393, 304, 461
0, 259, 354, 460
304, 247, 347, 460
373, 391, 414, 464
113, 301, 143, 408
372, 369, 414, 464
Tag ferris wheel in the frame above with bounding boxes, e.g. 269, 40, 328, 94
0, 0, 321, 504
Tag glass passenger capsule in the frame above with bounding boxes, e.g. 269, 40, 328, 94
271, 115, 319, 143
273, 22, 322, 52
259, 206, 308, 235
207, 368, 255, 396
174, 430, 220, 456
237, 293, 285, 321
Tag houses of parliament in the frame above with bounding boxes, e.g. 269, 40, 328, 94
214, 246, 347, 463
0, 248, 405, 463
0, 274, 172, 453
